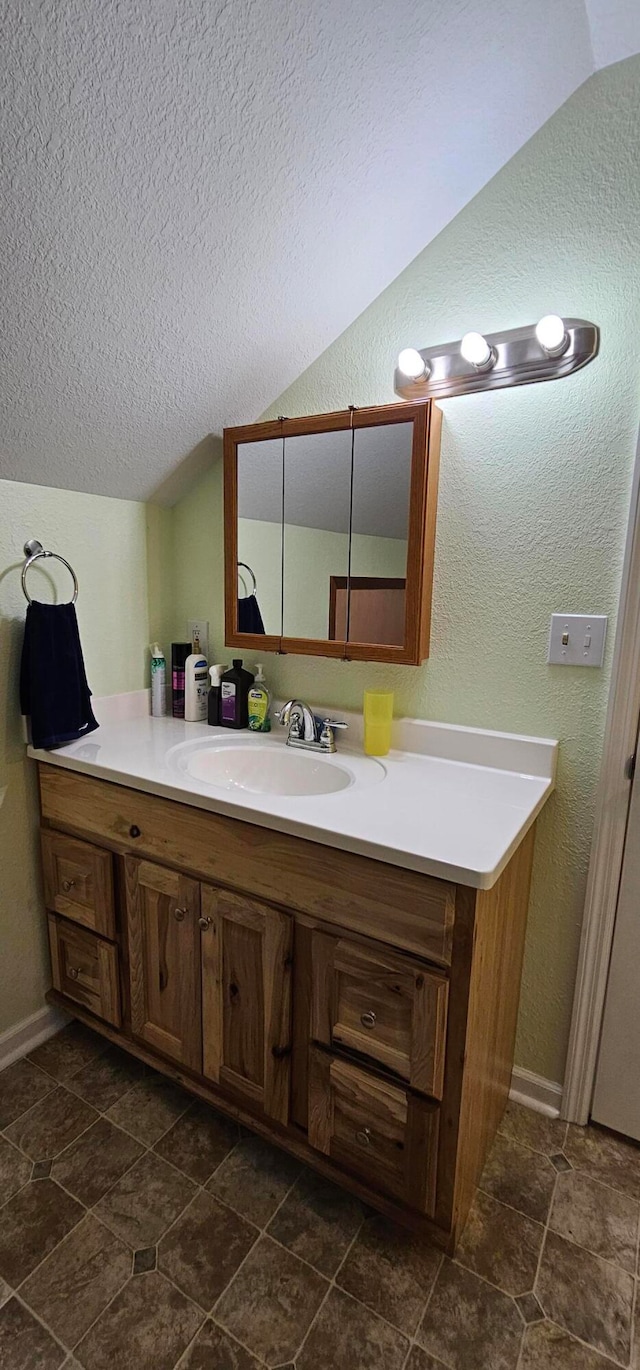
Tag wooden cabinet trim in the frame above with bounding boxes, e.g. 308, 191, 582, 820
39, 767, 456, 966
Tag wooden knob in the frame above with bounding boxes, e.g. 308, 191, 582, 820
356, 1127, 372, 1148
61, 879, 75, 893
129, 824, 141, 838
360, 1010, 377, 1029
68, 967, 80, 980
198, 916, 211, 930
174, 907, 186, 922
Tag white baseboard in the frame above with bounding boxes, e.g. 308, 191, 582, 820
510, 1065, 563, 1118
0, 1005, 71, 1071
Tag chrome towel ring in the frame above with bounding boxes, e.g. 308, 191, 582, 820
237, 561, 257, 595
22, 539, 79, 605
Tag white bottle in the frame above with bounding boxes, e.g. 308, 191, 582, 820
184, 653, 209, 722
150, 643, 166, 718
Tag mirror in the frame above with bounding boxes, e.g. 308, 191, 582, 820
333, 420, 413, 648
224, 403, 441, 664
283, 430, 352, 649
235, 438, 283, 639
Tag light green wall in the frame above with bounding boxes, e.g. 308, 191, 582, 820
239, 517, 407, 640
156, 57, 640, 1084
0, 479, 149, 1034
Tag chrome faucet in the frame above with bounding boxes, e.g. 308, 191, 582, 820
277, 699, 348, 754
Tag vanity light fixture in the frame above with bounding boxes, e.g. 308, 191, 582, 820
394, 317, 599, 400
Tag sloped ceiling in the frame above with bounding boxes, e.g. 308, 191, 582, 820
1, 0, 638, 504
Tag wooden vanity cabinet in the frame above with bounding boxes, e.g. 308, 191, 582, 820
37, 763, 536, 1252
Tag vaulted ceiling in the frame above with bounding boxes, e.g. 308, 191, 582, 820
2, 0, 639, 503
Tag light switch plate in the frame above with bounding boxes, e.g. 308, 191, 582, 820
547, 613, 607, 667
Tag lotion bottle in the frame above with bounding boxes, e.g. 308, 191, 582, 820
184, 652, 209, 722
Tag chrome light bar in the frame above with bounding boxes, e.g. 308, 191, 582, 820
393, 318, 599, 401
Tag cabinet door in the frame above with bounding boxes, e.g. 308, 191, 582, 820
311, 931, 448, 1099
308, 1048, 439, 1215
125, 858, 201, 1071
42, 829, 115, 938
200, 886, 293, 1124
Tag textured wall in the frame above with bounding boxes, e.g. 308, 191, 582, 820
0, 480, 149, 1034
159, 58, 640, 1083
1, 0, 598, 500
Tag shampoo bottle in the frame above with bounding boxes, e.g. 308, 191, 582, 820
184, 652, 209, 722
208, 665, 223, 725
248, 663, 271, 732
150, 643, 166, 718
220, 659, 254, 729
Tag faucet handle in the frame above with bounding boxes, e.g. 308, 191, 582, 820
322, 718, 348, 730
319, 718, 348, 751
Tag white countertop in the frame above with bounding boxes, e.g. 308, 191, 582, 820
28, 693, 557, 889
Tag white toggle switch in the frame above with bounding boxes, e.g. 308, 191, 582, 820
548, 614, 607, 667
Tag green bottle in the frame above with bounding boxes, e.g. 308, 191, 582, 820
248, 663, 271, 732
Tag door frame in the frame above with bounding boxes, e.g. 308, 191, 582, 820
563, 424, 640, 1123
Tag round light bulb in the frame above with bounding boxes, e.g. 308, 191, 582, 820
460, 331, 494, 369
397, 347, 428, 380
535, 314, 569, 356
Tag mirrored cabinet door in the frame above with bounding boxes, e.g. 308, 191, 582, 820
343, 420, 413, 650
282, 428, 353, 655
226, 435, 284, 649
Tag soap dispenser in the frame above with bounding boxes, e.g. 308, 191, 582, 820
220, 660, 254, 729
208, 664, 223, 725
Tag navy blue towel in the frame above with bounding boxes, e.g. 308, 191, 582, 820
20, 601, 99, 749
237, 594, 265, 634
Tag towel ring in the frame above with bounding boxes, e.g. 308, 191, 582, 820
237, 561, 257, 596
22, 539, 79, 605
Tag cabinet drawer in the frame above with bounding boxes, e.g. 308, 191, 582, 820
308, 1048, 438, 1215
41, 830, 115, 938
311, 931, 448, 1099
48, 914, 121, 1027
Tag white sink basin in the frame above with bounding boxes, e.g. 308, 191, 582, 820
166, 736, 384, 797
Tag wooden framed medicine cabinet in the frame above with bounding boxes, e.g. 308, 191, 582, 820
223, 400, 442, 665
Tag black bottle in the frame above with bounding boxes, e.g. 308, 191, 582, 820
171, 642, 191, 719
219, 659, 254, 729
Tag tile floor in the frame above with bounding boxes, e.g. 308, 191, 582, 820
1, 1022, 640, 1369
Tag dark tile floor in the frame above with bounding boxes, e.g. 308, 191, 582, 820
1, 1022, 639, 1369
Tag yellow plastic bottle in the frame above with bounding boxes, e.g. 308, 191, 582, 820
363, 690, 394, 756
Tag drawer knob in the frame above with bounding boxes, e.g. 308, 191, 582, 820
61, 879, 76, 893
356, 1127, 372, 1148
68, 967, 81, 980
129, 824, 141, 838
360, 1010, 377, 1029
174, 907, 187, 922
198, 916, 212, 931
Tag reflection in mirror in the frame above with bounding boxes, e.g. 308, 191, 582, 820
346, 422, 413, 646
283, 429, 353, 641
236, 438, 283, 636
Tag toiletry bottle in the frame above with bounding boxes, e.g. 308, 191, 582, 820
208, 665, 223, 726
171, 643, 191, 719
184, 651, 209, 722
220, 659, 254, 729
248, 663, 271, 732
150, 643, 166, 718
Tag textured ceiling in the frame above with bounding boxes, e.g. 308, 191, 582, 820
1, 0, 637, 504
